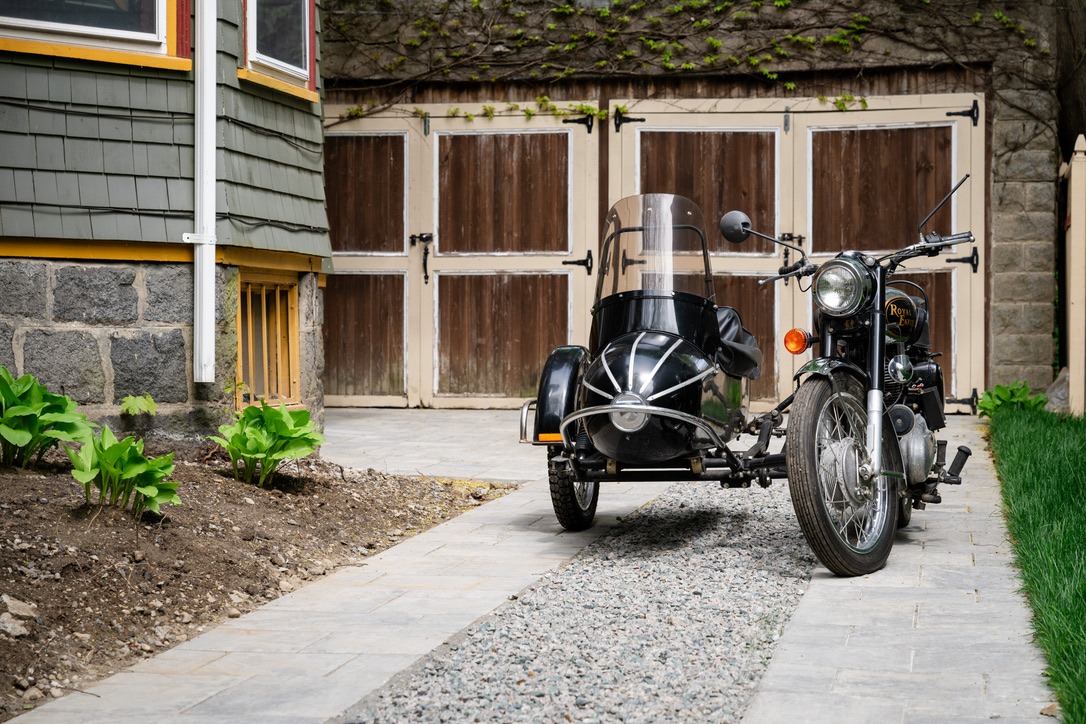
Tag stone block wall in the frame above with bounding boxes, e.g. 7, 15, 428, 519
0, 259, 325, 436
990, 89, 1061, 392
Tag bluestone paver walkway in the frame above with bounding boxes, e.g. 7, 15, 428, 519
12, 410, 1056, 723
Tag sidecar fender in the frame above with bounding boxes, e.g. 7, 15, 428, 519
531, 345, 588, 446
794, 357, 869, 386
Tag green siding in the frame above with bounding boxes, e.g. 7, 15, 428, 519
0, 0, 330, 259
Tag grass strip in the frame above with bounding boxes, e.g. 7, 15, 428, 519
988, 406, 1086, 721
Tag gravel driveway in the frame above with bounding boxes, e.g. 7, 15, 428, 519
342, 479, 815, 723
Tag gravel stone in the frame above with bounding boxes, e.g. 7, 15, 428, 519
345, 480, 815, 723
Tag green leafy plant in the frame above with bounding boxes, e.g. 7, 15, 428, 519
120, 393, 157, 416
0, 366, 94, 468
977, 380, 1049, 418
209, 400, 325, 487
65, 425, 180, 517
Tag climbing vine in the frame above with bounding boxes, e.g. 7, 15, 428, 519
322, 0, 1053, 122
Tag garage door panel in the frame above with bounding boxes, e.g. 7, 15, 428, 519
810, 126, 954, 254
437, 273, 569, 397
437, 132, 570, 254
639, 130, 777, 254
325, 134, 405, 254
322, 273, 405, 397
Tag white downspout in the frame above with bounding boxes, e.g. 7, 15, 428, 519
186, 0, 217, 383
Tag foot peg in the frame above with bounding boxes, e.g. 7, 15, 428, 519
942, 445, 971, 485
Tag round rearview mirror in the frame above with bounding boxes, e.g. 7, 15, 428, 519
719, 211, 752, 244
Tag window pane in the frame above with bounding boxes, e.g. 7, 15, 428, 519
256, 0, 307, 71
1, 0, 157, 34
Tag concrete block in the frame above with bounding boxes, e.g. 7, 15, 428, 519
111, 329, 189, 403
23, 329, 105, 404
54, 264, 139, 324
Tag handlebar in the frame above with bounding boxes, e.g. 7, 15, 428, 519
759, 262, 817, 286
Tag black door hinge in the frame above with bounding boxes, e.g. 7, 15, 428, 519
946, 388, 979, 414
947, 247, 979, 273
563, 114, 594, 134
946, 99, 980, 127
613, 108, 645, 132
563, 250, 593, 276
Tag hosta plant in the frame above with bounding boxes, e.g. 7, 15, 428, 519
65, 425, 181, 517
210, 400, 325, 487
977, 381, 1049, 418
0, 366, 94, 468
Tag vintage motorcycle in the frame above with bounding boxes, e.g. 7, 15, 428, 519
520, 186, 973, 576
720, 176, 974, 576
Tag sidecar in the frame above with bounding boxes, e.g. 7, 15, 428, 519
520, 194, 774, 530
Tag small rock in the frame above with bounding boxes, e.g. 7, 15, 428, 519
49, 688, 63, 699
2, 594, 39, 620
226, 608, 242, 618
133, 551, 145, 563
22, 686, 43, 701
0, 613, 30, 638
244, 497, 255, 505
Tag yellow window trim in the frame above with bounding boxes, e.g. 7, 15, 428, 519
0, 37, 192, 71
237, 68, 319, 103
1, 240, 327, 273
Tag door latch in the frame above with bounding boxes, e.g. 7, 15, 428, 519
410, 233, 434, 284
562, 250, 593, 276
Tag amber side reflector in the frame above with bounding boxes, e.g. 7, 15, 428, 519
537, 432, 563, 442
784, 328, 810, 355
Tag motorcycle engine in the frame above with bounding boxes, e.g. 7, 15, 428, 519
889, 404, 936, 487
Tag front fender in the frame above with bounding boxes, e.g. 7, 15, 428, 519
533, 346, 588, 445
794, 357, 869, 387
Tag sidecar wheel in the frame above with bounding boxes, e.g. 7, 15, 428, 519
786, 374, 901, 577
548, 453, 598, 531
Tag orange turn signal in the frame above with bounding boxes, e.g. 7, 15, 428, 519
537, 432, 563, 442
784, 328, 811, 355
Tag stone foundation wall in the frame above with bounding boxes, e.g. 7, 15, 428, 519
0, 259, 324, 436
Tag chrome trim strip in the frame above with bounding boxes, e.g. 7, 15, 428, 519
646, 366, 717, 402
640, 337, 683, 395
628, 331, 647, 390
559, 403, 728, 450
583, 380, 612, 399
601, 347, 623, 394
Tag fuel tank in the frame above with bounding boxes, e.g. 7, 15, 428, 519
580, 331, 742, 465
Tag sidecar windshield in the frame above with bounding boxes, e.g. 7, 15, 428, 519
595, 194, 714, 304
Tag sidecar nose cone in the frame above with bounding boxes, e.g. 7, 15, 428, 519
609, 391, 649, 432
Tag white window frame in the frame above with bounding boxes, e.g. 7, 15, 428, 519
245, 0, 311, 85
0, 0, 169, 56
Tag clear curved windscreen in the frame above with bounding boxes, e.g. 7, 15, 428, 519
595, 194, 714, 304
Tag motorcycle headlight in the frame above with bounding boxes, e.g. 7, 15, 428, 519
609, 391, 648, 433
813, 258, 872, 317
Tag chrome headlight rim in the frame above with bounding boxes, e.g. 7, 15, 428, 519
609, 391, 649, 433
813, 257, 873, 317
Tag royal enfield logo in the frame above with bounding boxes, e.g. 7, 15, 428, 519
885, 295, 918, 340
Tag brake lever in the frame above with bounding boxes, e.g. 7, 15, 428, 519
758, 263, 817, 286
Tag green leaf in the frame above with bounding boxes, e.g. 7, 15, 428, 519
0, 424, 33, 447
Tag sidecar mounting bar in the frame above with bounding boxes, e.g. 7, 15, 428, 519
559, 404, 730, 450
573, 453, 788, 484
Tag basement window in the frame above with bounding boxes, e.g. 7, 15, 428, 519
236, 272, 300, 407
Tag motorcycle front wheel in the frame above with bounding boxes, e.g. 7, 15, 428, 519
786, 373, 901, 577
548, 448, 599, 531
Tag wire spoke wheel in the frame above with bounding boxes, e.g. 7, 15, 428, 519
787, 373, 900, 576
